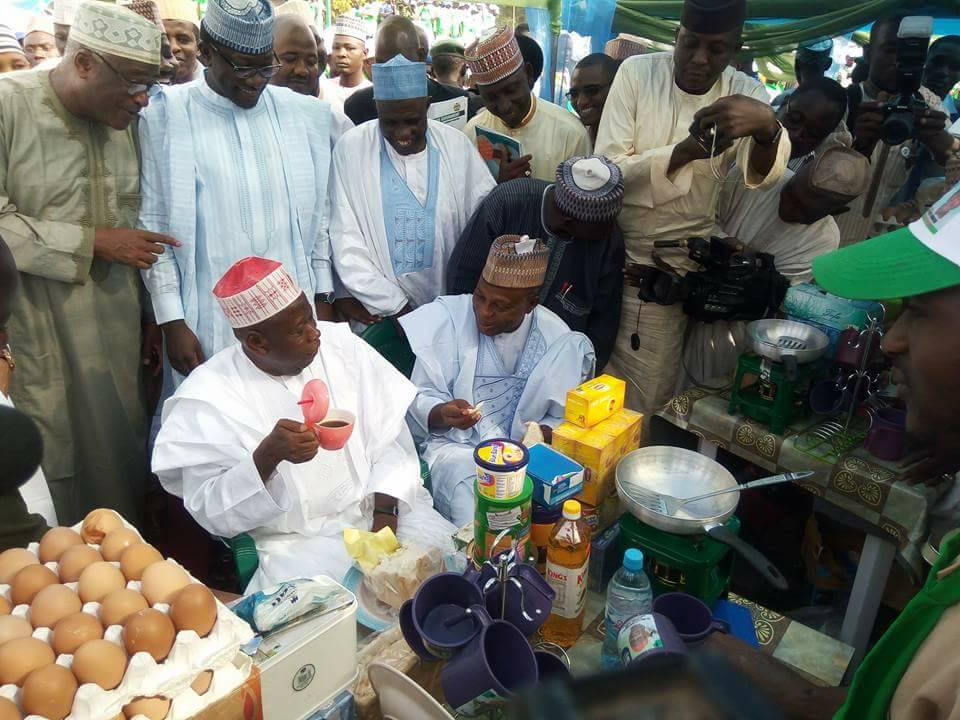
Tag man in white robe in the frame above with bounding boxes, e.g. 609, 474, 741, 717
595, 0, 791, 416
138, 0, 353, 381
330, 54, 494, 324
154, 257, 453, 591
400, 236, 595, 526
682, 145, 870, 387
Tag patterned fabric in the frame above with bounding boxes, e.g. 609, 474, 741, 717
373, 55, 428, 101
119, 0, 165, 31
202, 0, 273, 56
333, 14, 368, 43
213, 257, 302, 328
380, 134, 439, 277
465, 26, 522, 86
482, 234, 549, 289
0, 25, 25, 57
554, 155, 624, 224
54, 0, 78, 26
71, 0, 161, 65
156, 0, 199, 25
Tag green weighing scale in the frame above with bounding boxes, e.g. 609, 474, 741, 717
728, 352, 823, 434
619, 513, 739, 607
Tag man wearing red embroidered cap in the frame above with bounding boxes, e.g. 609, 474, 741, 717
152, 257, 454, 591
463, 26, 590, 183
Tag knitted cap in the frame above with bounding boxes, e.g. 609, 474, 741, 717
333, 14, 368, 43
213, 257, 303, 328
119, 0, 166, 31
482, 235, 549, 289
373, 55, 427, 100
554, 156, 624, 225
466, 25, 523, 86
71, 1, 161, 65
156, 0, 200, 25
202, 0, 274, 56
0, 25, 25, 58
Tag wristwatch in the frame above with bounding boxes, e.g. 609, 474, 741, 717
316, 292, 335, 305
374, 503, 398, 517
756, 120, 784, 147
0, 346, 14, 371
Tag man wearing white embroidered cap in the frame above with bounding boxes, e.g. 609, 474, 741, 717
153, 256, 454, 591
22, 15, 59, 67
0, 0, 169, 523
52, 0, 77, 55
321, 15, 371, 111
400, 235, 595, 526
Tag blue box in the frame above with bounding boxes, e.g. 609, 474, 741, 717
527, 443, 584, 507
783, 283, 884, 359
305, 689, 356, 720
588, 524, 621, 592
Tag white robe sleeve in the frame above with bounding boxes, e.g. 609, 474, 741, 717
458, 132, 497, 217
311, 108, 356, 296
138, 97, 186, 325
329, 139, 410, 316
736, 80, 792, 189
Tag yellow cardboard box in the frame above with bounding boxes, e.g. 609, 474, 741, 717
564, 374, 626, 428
595, 408, 643, 457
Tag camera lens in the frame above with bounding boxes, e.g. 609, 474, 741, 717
881, 110, 913, 146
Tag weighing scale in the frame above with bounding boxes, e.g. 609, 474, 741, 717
618, 514, 739, 607
728, 353, 823, 434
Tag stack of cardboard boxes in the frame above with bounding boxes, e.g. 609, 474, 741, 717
552, 375, 642, 534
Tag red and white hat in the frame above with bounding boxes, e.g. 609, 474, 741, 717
466, 26, 523, 86
213, 257, 302, 328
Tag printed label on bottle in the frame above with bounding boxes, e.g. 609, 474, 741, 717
545, 556, 590, 618
617, 614, 664, 665
486, 507, 522, 530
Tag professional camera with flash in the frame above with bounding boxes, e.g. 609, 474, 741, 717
880, 15, 934, 146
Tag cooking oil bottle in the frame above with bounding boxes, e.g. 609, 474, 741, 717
541, 499, 591, 648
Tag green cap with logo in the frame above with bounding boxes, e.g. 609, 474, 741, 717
813, 181, 960, 300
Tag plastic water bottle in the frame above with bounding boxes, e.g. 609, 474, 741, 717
601, 548, 653, 668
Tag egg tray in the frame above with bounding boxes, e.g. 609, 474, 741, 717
0, 518, 254, 720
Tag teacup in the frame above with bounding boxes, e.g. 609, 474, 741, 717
314, 409, 355, 450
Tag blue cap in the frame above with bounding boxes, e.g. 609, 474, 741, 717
202, 0, 274, 56
373, 55, 428, 101
624, 548, 644, 571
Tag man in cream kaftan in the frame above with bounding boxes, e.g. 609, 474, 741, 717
154, 258, 452, 591
595, 0, 790, 416
400, 236, 595, 526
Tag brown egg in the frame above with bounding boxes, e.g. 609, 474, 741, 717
22, 663, 78, 720
122, 608, 175, 663
0, 614, 33, 645
119, 543, 164, 582
140, 561, 190, 606
123, 696, 171, 720
80, 508, 124, 545
170, 584, 217, 638
191, 670, 213, 695
0, 548, 39, 584
38, 527, 84, 564
52, 611, 104, 655
10, 564, 58, 605
30, 584, 82, 629
57, 544, 103, 583
100, 588, 148, 627
0, 636, 55, 685
78, 561, 126, 603
0, 596, 10, 615
0, 697, 22, 720
100, 529, 143, 563
71, 639, 127, 689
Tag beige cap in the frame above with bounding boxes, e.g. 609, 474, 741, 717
156, 0, 199, 25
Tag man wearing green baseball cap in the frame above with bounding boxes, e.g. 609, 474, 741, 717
813, 181, 960, 720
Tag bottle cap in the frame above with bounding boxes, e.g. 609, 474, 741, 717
623, 548, 644, 571
562, 499, 581, 520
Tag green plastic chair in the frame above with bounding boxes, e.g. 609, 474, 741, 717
361, 319, 417, 378
225, 320, 431, 592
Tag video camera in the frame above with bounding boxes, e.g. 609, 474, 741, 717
880, 16, 934, 146
627, 237, 788, 323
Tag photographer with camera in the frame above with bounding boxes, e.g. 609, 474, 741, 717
839, 14, 955, 247
595, 0, 790, 416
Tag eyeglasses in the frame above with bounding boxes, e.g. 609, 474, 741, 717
208, 44, 282, 79
566, 83, 610, 102
91, 50, 158, 96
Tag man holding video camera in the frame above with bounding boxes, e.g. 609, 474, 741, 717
838, 14, 956, 247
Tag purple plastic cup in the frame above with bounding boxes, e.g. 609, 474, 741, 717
482, 564, 556, 636
865, 407, 907, 461
440, 604, 538, 715
399, 599, 438, 661
652, 593, 729, 644
533, 650, 571, 682
618, 612, 687, 667
411, 572, 485, 659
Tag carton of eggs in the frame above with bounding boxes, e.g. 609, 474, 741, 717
0, 511, 254, 720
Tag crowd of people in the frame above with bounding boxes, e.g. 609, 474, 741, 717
3, 0, 960, 715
